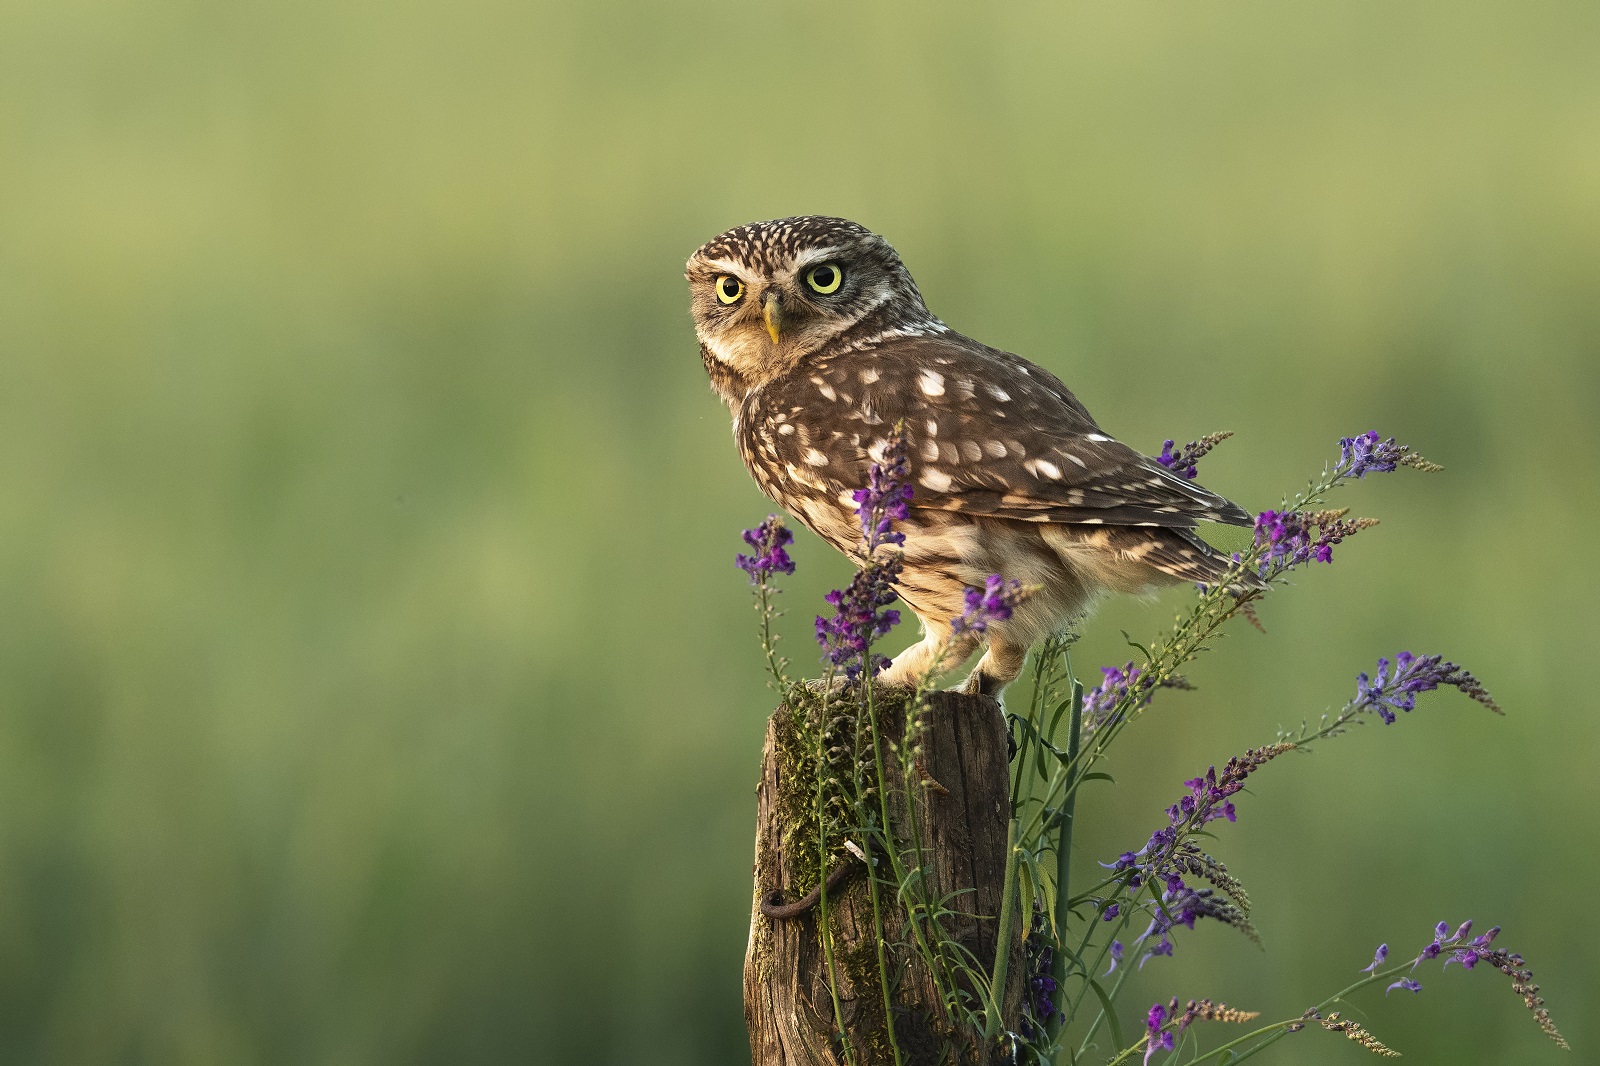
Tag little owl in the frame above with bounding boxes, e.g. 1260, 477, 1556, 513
687, 216, 1253, 696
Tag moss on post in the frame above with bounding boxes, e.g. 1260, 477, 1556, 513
744, 689, 1025, 1066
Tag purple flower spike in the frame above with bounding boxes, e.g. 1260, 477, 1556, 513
1254, 508, 1376, 571
814, 424, 914, 678
1387, 978, 1423, 995
1354, 652, 1502, 724
1335, 430, 1441, 478
1144, 1003, 1176, 1064
850, 429, 913, 553
1155, 431, 1231, 481
1402, 918, 1567, 1049
1362, 944, 1389, 973
1340, 431, 1400, 477
814, 563, 903, 680
1105, 940, 1124, 976
1083, 662, 1150, 731
736, 515, 796, 582
951, 574, 1026, 636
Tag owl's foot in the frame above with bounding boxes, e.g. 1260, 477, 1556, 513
956, 639, 1029, 698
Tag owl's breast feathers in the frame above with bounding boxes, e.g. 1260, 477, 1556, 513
736, 332, 1253, 554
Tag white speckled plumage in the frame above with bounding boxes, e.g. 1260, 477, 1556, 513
686, 216, 1254, 695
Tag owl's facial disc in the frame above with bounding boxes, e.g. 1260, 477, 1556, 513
687, 217, 939, 403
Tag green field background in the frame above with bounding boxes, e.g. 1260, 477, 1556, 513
1, 2, 1595, 1063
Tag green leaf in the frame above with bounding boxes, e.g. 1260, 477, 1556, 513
1017, 864, 1035, 927
1086, 978, 1124, 1050
1079, 771, 1116, 785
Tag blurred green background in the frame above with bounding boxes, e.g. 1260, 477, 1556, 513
1, 1, 1595, 1062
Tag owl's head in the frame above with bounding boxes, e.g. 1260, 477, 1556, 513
686, 216, 937, 403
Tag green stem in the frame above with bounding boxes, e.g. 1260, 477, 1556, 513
812, 681, 856, 1066
1101, 961, 1409, 1066
1045, 676, 1083, 1050
1070, 895, 1144, 1061
982, 817, 1021, 1041
862, 682, 905, 1066
754, 579, 789, 689
1073, 942, 1135, 1060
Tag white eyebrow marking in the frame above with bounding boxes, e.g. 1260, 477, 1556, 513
919, 469, 953, 492
918, 369, 946, 396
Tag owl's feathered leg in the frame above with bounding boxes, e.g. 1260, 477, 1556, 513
877, 625, 980, 690
957, 638, 1029, 697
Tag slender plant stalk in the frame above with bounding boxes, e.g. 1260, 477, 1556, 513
812, 684, 856, 1066
861, 682, 905, 1066
982, 817, 1021, 1041
1103, 960, 1419, 1066
1045, 675, 1083, 1052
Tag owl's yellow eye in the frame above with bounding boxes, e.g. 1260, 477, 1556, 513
715, 276, 744, 304
806, 263, 843, 294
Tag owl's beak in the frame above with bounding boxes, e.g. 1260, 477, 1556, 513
762, 291, 783, 344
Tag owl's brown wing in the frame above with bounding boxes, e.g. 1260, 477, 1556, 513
742, 332, 1252, 530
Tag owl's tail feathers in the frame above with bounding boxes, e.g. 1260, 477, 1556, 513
1142, 528, 1268, 591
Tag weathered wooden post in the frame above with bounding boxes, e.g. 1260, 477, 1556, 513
744, 690, 1025, 1066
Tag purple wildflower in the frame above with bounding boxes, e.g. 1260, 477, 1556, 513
1340, 431, 1401, 477
1398, 919, 1564, 1047
1254, 508, 1377, 571
1155, 431, 1232, 480
1334, 430, 1442, 478
1105, 940, 1124, 975
1019, 907, 1061, 1041
850, 428, 913, 553
1103, 743, 1289, 964
1103, 902, 1120, 921
1143, 1003, 1176, 1065
1353, 652, 1502, 724
1140, 936, 1174, 968
736, 515, 796, 582
814, 425, 914, 678
815, 561, 902, 679
1082, 662, 1151, 731
951, 574, 1026, 636
1361, 943, 1389, 973
1135, 878, 1254, 966
1386, 978, 1423, 995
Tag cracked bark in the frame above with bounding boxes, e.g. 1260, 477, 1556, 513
744, 691, 1025, 1066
